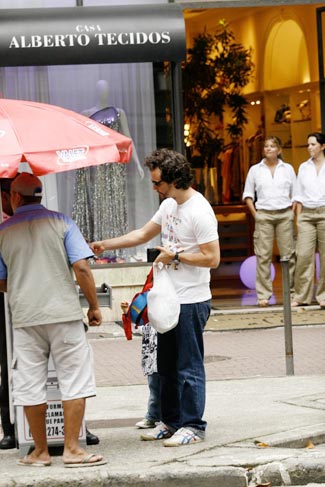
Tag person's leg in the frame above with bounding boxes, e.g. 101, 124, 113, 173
62, 398, 95, 463
49, 322, 105, 465
157, 325, 179, 433
254, 212, 275, 302
0, 353, 15, 449
137, 327, 160, 429
275, 209, 296, 295
0, 298, 15, 445
0, 407, 14, 437
157, 301, 210, 436
0, 400, 16, 449
23, 403, 50, 463
146, 373, 161, 422
162, 301, 211, 447
12, 326, 50, 462
142, 305, 202, 442
85, 427, 99, 445
0, 356, 13, 436
293, 212, 317, 304
315, 210, 325, 304
176, 301, 210, 436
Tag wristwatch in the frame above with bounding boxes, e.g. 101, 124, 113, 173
173, 251, 183, 270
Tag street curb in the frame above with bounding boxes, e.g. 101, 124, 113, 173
0, 466, 249, 487
210, 304, 322, 315
250, 459, 325, 486
253, 424, 325, 449
2, 458, 325, 487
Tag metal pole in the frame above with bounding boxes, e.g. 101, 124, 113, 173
170, 62, 185, 154
280, 257, 294, 375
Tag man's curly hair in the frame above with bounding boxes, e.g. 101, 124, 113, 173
144, 148, 193, 190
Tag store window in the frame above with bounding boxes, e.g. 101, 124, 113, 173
183, 3, 322, 273
0, 62, 159, 242
0, 2, 184, 261
184, 4, 322, 189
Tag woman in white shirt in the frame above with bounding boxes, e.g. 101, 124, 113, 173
292, 132, 325, 308
243, 136, 296, 306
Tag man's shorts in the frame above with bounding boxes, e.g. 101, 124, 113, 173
12, 321, 96, 406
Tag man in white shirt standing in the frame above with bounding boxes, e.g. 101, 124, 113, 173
91, 148, 220, 447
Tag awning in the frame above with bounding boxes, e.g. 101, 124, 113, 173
0, 4, 186, 67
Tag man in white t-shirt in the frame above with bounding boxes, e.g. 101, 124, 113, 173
91, 149, 220, 447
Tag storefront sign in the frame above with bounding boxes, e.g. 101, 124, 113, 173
0, 4, 186, 67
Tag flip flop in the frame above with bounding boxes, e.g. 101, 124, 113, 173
64, 453, 107, 468
17, 456, 51, 467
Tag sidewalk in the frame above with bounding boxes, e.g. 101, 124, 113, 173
91, 314, 325, 386
0, 375, 324, 486
0, 313, 324, 487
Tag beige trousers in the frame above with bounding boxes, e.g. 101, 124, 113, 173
254, 208, 295, 301
293, 207, 325, 304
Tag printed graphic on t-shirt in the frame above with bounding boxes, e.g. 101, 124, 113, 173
161, 212, 181, 250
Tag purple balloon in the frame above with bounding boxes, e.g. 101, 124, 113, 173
239, 255, 275, 290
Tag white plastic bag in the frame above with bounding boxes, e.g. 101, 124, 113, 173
147, 263, 180, 334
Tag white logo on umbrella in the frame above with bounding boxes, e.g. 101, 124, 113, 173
0, 130, 6, 138
86, 121, 110, 137
56, 147, 89, 164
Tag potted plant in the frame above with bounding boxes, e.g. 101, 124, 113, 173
182, 19, 254, 203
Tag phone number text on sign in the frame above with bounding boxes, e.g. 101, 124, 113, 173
25, 400, 64, 440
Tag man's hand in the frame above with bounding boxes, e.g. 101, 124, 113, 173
88, 308, 102, 327
89, 241, 105, 256
155, 246, 174, 265
120, 301, 129, 314
154, 240, 220, 269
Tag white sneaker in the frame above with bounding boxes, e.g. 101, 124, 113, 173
140, 422, 172, 441
163, 427, 204, 447
135, 418, 157, 429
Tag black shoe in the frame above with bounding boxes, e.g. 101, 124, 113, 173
86, 428, 99, 446
0, 434, 16, 450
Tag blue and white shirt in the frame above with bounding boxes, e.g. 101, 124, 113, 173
0, 204, 93, 328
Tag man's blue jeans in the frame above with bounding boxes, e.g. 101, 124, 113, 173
157, 300, 211, 436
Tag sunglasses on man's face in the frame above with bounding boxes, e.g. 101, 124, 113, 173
151, 180, 163, 187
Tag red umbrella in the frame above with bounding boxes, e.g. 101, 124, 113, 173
0, 98, 132, 178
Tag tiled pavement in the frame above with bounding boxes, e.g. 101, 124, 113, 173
88, 315, 325, 387
88, 263, 325, 387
